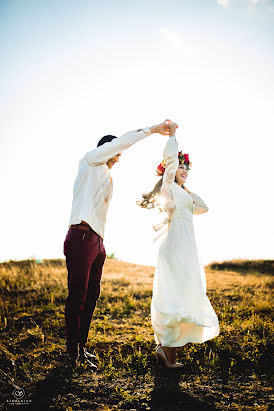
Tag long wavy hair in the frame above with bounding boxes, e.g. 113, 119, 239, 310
137, 176, 184, 210
137, 177, 164, 209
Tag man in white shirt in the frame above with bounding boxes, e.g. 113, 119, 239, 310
63, 121, 169, 369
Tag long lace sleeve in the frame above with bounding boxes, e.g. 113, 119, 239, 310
189, 192, 209, 215
160, 136, 179, 217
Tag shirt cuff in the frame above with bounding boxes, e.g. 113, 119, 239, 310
143, 127, 151, 136
136, 127, 151, 137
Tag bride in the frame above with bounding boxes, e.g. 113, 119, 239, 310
137, 121, 219, 368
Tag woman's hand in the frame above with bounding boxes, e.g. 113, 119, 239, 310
168, 122, 178, 136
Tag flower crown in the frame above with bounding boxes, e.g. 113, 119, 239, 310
156, 151, 192, 176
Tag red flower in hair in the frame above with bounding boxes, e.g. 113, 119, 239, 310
156, 163, 165, 176
156, 151, 191, 176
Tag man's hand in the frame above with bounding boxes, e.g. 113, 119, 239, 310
150, 120, 171, 136
168, 122, 178, 136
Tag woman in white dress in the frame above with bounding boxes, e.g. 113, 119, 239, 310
138, 122, 219, 368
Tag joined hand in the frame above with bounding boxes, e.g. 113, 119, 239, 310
168, 121, 178, 136
150, 120, 179, 136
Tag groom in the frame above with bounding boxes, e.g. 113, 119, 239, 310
64, 120, 170, 369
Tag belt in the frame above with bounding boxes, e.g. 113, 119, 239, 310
70, 224, 93, 231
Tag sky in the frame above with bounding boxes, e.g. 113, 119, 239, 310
0, 0, 274, 266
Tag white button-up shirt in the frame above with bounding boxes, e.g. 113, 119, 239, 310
68, 127, 151, 239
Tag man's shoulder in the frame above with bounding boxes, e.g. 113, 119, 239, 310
78, 158, 109, 177
79, 155, 108, 168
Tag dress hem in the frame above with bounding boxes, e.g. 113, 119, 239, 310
154, 325, 220, 348
154, 331, 220, 348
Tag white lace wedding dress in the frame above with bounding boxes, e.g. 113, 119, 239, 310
151, 136, 220, 347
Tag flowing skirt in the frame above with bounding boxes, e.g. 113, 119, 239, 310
151, 217, 220, 347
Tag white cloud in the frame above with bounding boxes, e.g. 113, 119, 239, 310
160, 28, 183, 49
217, 0, 230, 7
266, 3, 274, 13
248, 0, 274, 13
159, 28, 198, 58
218, 0, 274, 14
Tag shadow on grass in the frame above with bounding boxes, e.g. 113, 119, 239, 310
24, 358, 75, 410
150, 364, 217, 411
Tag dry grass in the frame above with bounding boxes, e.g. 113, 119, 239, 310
207, 259, 274, 275
0, 258, 273, 410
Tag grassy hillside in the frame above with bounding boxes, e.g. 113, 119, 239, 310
0, 258, 273, 410
207, 259, 274, 275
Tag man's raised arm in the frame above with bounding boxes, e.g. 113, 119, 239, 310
85, 121, 169, 166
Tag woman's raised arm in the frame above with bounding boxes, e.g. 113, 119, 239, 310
160, 126, 179, 216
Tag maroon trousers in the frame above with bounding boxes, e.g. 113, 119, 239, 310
63, 227, 106, 359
